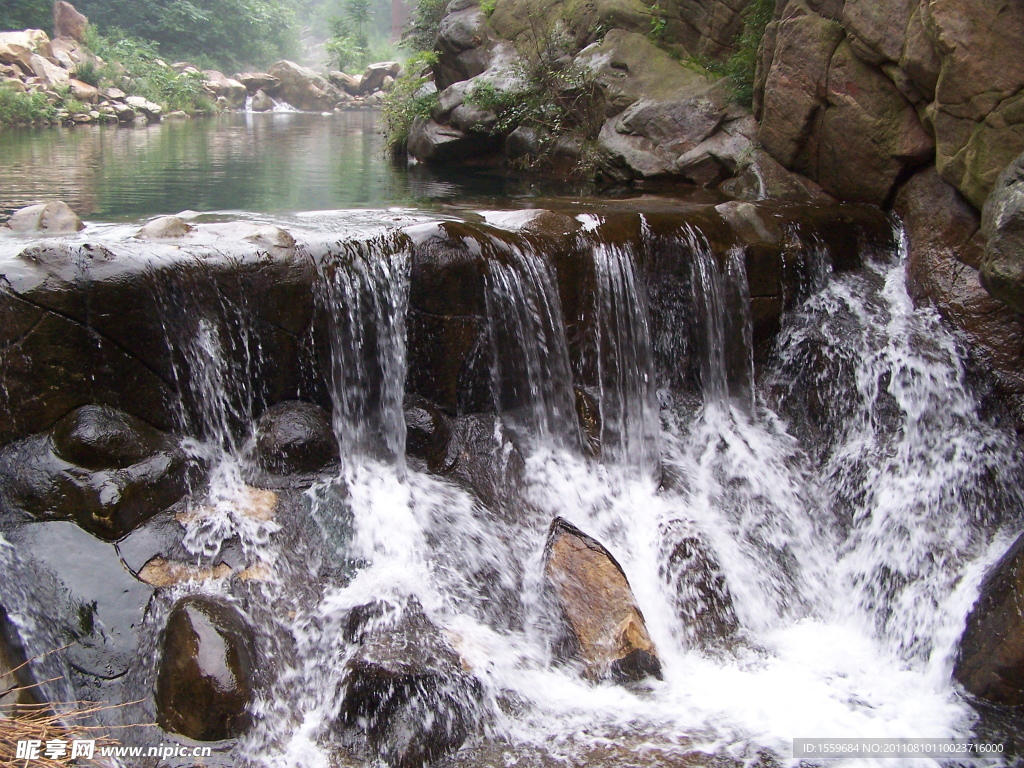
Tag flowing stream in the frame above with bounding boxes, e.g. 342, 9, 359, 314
2, 206, 1022, 767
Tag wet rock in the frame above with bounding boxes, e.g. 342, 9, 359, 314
407, 116, 500, 164
137, 557, 232, 587
6, 521, 154, 679
444, 415, 526, 514
136, 215, 194, 239
955, 532, 1024, 705
250, 401, 337, 475
660, 522, 738, 647
267, 60, 343, 111
543, 517, 662, 682
574, 386, 601, 457
202, 70, 247, 109
2, 200, 84, 233
981, 151, 1024, 314
156, 596, 256, 741
0, 408, 198, 541
53, 1, 89, 43
338, 598, 479, 768
233, 71, 280, 95
360, 61, 401, 95
51, 404, 178, 470
896, 167, 1024, 412
404, 395, 453, 472
719, 148, 832, 202
250, 88, 274, 111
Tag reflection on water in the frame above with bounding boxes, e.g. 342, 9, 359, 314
0, 111, 520, 221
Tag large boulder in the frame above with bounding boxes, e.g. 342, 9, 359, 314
0, 405, 199, 540
250, 400, 337, 476
360, 61, 401, 95
28, 52, 70, 90
4, 521, 154, 680
543, 517, 662, 682
954, 532, 1024, 705
407, 115, 500, 164
266, 60, 343, 112
53, 1, 89, 43
233, 71, 280, 95
2, 201, 83, 234
202, 70, 247, 109
981, 151, 1024, 313
0, 30, 53, 74
156, 596, 257, 741
338, 598, 480, 768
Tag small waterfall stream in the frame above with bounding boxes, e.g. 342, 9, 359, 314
2, 208, 1022, 767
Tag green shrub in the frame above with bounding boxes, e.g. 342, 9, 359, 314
480, 0, 497, 16
73, 59, 102, 88
381, 51, 440, 150
402, 0, 448, 54
0, 86, 57, 126
723, 0, 775, 106
86, 27, 214, 114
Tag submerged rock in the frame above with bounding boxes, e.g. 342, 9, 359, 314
156, 596, 257, 741
544, 517, 662, 682
955, 532, 1024, 705
338, 598, 479, 768
2, 201, 84, 234
250, 400, 337, 475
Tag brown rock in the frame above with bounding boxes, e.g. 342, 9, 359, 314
68, 77, 98, 103
233, 71, 280, 95
360, 60, 401, 95
895, 167, 1024, 399
328, 70, 362, 95
266, 60, 343, 112
954, 532, 1024, 705
136, 215, 194, 239
251, 88, 274, 111
53, 1, 89, 43
202, 70, 247, 108
544, 517, 662, 682
28, 52, 69, 90
156, 596, 256, 740
0, 30, 53, 74
138, 557, 232, 587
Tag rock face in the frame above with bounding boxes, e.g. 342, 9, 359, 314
981, 151, 1024, 314
757, 0, 1024, 208
202, 70, 247, 109
156, 596, 257, 741
661, 522, 738, 646
2, 201, 83, 234
266, 60, 343, 112
543, 517, 662, 682
250, 401, 337, 475
955, 532, 1024, 705
895, 167, 1024, 419
338, 598, 479, 768
53, 1, 88, 43
0, 30, 53, 73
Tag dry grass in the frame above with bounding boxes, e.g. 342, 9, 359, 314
1, 652, 150, 766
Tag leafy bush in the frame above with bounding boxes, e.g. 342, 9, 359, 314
402, 0, 448, 54
87, 27, 214, 114
0, 0, 52, 33
0, 86, 57, 126
723, 0, 775, 106
381, 51, 440, 150
73, 59, 102, 88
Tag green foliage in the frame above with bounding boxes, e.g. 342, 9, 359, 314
88, 28, 214, 114
648, 3, 667, 40
73, 0, 298, 72
73, 60, 102, 88
381, 50, 439, 149
723, 0, 775, 106
402, 0, 448, 54
325, 0, 395, 72
0, 0, 52, 33
480, 0, 497, 17
0, 85, 56, 126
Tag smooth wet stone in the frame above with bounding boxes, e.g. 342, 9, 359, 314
251, 401, 337, 475
404, 395, 453, 472
156, 596, 256, 741
338, 598, 479, 768
51, 404, 177, 470
955, 532, 1024, 705
6, 521, 153, 679
544, 517, 662, 683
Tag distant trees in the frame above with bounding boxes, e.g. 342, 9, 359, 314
0, 0, 54, 33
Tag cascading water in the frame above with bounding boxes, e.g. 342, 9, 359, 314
7, 210, 1021, 767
